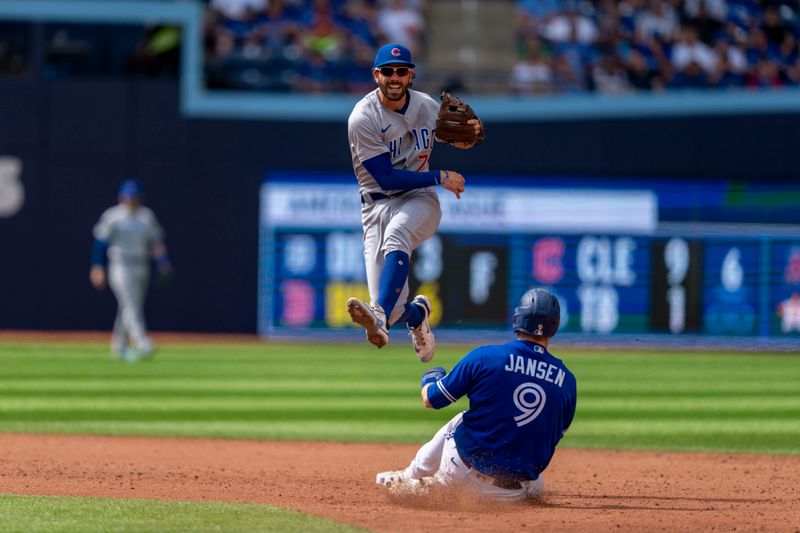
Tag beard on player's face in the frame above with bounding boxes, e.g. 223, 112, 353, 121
376, 72, 413, 101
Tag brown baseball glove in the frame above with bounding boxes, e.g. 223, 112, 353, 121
435, 92, 485, 146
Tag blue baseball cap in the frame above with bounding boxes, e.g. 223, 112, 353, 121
118, 179, 142, 199
373, 43, 415, 69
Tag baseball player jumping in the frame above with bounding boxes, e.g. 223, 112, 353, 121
346, 43, 483, 362
90, 179, 172, 361
376, 288, 577, 501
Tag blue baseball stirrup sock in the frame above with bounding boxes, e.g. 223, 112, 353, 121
399, 301, 424, 329
377, 250, 410, 328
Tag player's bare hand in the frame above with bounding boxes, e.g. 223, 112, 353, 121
90, 265, 106, 290
440, 170, 465, 199
469, 118, 483, 137
451, 119, 484, 149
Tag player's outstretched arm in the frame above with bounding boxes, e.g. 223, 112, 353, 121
420, 366, 446, 408
439, 170, 465, 199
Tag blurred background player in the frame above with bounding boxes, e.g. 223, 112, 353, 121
346, 42, 482, 363
376, 288, 577, 502
90, 179, 172, 361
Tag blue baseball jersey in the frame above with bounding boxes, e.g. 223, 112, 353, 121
427, 339, 577, 481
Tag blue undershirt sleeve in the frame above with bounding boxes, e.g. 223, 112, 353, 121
91, 239, 108, 267
424, 349, 482, 409
362, 152, 439, 191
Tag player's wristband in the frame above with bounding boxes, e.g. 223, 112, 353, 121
439, 170, 450, 185
91, 239, 109, 267
420, 366, 446, 388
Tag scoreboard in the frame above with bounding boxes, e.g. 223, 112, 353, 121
258, 180, 800, 339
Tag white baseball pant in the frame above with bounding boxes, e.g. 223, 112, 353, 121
360, 189, 441, 325
108, 262, 152, 352
402, 412, 544, 502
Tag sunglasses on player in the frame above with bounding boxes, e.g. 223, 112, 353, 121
376, 66, 411, 77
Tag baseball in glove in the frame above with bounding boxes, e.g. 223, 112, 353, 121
435, 91, 485, 146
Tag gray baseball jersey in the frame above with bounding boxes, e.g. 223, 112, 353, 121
93, 205, 164, 266
348, 88, 440, 197
348, 88, 443, 323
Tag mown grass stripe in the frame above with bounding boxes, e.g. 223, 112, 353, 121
0, 494, 365, 533
1, 342, 798, 454
1, 396, 798, 411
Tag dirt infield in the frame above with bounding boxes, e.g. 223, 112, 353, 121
2, 433, 798, 532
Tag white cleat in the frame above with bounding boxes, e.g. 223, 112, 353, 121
117, 348, 141, 363
375, 470, 407, 487
408, 295, 435, 363
376, 470, 429, 495
137, 340, 156, 360
347, 297, 389, 348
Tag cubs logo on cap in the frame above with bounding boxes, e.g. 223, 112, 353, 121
374, 43, 415, 68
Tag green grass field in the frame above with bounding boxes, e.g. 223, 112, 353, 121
1, 341, 798, 453
1, 340, 799, 531
0, 494, 365, 533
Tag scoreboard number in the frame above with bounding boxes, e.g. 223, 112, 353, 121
651, 238, 703, 333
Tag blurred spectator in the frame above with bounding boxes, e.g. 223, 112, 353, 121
343, 37, 378, 93
517, 0, 562, 39
682, 0, 728, 22
711, 35, 747, 83
251, 0, 304, 54
760, 4, 790, 46
510, 36, 554, 94
625, 48, 663, 90
687, 1, 724, 44
301, 0, 347, 60
671, 25, 717, 75
377, 0, 425, 56
340, 0, 383, 46
294, 48, 340, 92
670, 59, 711, 88
541, 4, 599, 45
747, 57, 784, 88
591, 52, 633, 93
635, 0, 679, 42
552, 53, 587, 92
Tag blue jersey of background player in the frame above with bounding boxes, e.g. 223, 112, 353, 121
376, 288, 577, 501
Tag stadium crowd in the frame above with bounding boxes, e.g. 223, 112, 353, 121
3, 0, 798, 96
204, 0, 425, 92
512, 0, 800, 94
203, 0, 800, 95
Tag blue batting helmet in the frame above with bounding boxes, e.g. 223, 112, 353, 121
512, 288, 561, 337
